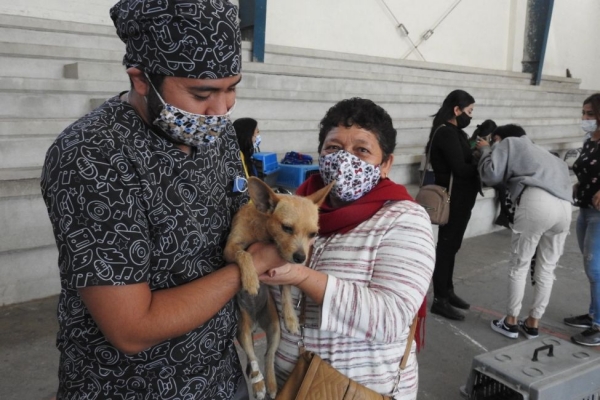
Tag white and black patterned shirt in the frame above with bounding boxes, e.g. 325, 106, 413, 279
41, 95, 247, 400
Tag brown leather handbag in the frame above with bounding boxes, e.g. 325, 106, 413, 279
276, 296, 418, 400
416, 125, 453, 225
276, 350, 389, 400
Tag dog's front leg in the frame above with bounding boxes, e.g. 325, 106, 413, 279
280, 285, 300, 334
235, 250, 260, 295
238, 308, 267, 400
257, 291, 281, 399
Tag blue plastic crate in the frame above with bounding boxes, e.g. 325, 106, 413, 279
251, 152, 279, 175
275, 164, 319, 190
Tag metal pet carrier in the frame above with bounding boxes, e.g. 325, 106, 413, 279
460, 335, 600, 400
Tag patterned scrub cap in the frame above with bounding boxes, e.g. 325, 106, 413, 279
110, 0, 241, 79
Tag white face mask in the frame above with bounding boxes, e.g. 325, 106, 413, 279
581, 119, 598, 134
319, 150, 381, 202
146, 76, 235, 147
253, 135, 262, 152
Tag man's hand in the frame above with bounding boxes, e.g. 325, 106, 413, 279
246, 242, 288, 275
476, 139, 490, 149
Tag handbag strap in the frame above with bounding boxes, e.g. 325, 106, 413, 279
400, 315, 418, 370
297, 294, 418, 380
421, 124, 454, 196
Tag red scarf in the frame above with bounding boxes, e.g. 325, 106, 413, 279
297, 174, 428, 351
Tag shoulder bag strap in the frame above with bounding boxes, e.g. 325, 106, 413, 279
420, 124, 454, 195
299, 294, 418, 392
400, 316, 418, 370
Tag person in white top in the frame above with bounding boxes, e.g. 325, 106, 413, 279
259, 98, 435, 399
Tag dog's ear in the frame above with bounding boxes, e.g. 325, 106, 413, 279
247, 177, 279, 213
306, 181, 335, 206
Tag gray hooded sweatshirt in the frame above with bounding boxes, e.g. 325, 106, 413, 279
478, 136, 572, 203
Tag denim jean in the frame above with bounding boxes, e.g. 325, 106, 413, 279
229, 375, 250, 400
576, 208, 600, 328
507, 187, 572, 319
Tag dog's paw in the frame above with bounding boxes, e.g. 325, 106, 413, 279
267, 389, 277, 399
250, 374, 266, 400
284, 313, 300, 335
241, 273, 260, 296
254, 389, 266, 400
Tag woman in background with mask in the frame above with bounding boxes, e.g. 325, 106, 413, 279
425, 90, 479, 321
259, 98, 435, 399
233, 117, 261, 177
564, 93, 600, 347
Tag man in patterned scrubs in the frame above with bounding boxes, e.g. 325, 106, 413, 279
40, 1, 285, 398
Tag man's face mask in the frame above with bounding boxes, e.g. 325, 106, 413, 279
146, 75, 235, 147
319, 150, 381, 202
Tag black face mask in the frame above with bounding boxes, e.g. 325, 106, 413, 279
456, 113, 472, 129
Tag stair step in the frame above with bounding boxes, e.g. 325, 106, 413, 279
0, 121, 582, 171
0, 26, 125, 52
0, 41, 123, 63
0, 118, 74, 136
0, 190, 54, 253
263, 44, 582, 89
0, 137, 55, 169
0, 245, 60, 306
265, 53, 533, 87
0, 14, 116, 37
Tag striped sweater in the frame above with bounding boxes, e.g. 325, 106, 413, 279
271, 200, 435, 399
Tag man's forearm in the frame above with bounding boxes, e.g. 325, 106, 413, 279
80, 263, 241, 355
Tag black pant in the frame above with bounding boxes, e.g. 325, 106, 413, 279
432, 185, 478, 298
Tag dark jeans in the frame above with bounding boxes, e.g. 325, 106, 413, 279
433, 185, 478, 298
231, 376, 250, 400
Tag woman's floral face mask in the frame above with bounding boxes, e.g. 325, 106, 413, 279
319, 150, 381, 202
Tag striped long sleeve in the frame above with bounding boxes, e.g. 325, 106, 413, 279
272, 200, 435, 399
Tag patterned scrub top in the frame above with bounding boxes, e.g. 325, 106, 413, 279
40, 95, 247, 400
573, 138, 600, 208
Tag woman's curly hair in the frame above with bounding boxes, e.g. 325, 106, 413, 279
318, 98, 396, 161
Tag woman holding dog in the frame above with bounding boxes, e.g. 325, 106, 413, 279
425, 89, 480, 321
259, 98, 435, 399
564, 93, 600, 346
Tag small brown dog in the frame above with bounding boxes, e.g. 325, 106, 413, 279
224, 177, 332, 399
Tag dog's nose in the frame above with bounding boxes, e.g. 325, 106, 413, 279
293, 253, 306, 264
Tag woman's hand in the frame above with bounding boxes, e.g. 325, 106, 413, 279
260, 264, 328, 305
259, 264, 309, 286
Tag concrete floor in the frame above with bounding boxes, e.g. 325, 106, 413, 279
2, 215, 599, 400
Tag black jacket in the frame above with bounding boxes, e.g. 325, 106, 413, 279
429, 123, 479, 192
